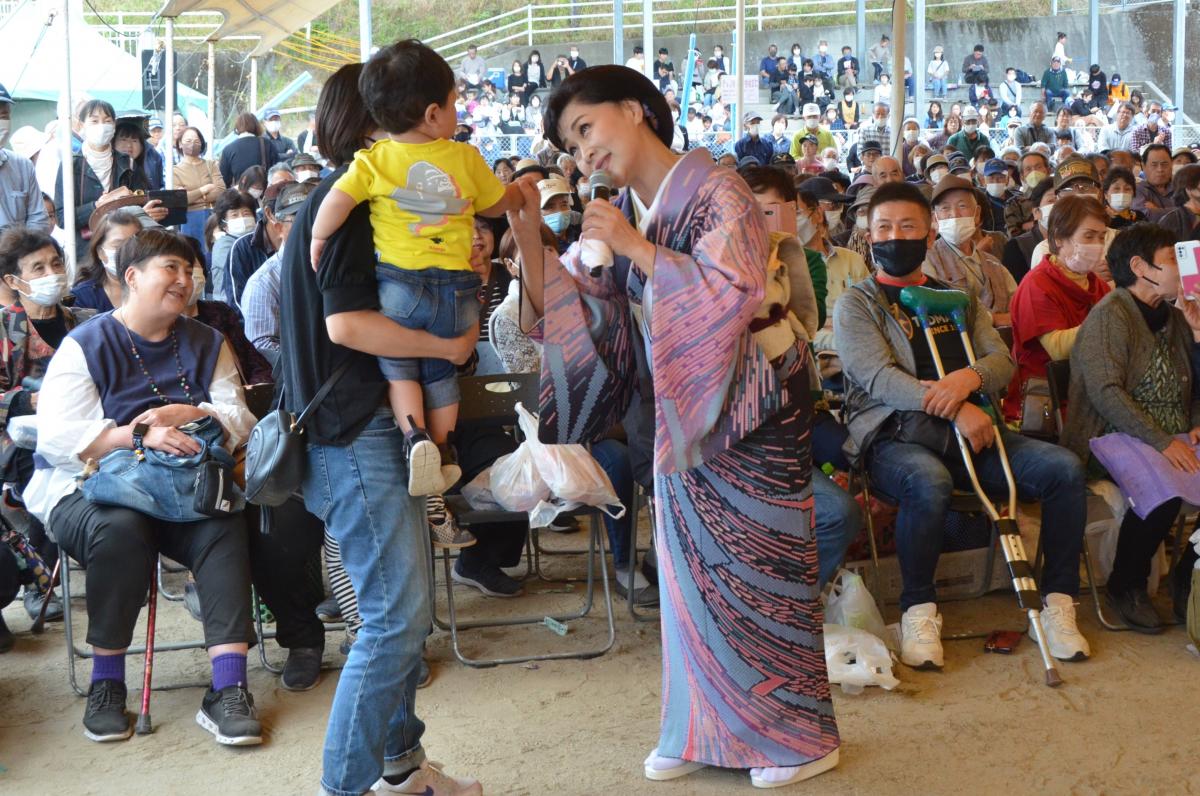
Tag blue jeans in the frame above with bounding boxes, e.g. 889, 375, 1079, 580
304, 411, 429, 796
930, 78, 947, 97
867, 430, 1085, 610
376, 266, 482, 408
813, 469, 862, 588
591, 439, 635, 568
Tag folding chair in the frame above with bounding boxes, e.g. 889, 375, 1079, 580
433, 373, 615, 668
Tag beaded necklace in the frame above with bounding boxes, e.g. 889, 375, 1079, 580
115, 310, 196, 406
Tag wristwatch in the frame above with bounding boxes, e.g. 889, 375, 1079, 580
132, 422, 150, 455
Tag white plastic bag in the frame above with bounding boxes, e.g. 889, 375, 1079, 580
512, 403, 626, 527
825, 569, 887, 642
824, 623, 899, 694
490, 440, 549, 513
462, 467, 502, 511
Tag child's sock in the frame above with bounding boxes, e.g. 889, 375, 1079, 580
91, 652, 126, 684
211, 652, 248, 691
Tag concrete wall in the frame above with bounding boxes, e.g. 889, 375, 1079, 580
478, 5, 1198, 113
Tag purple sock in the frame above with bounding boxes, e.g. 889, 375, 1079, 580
91, 652, 126, 684
211, 653, 248, 691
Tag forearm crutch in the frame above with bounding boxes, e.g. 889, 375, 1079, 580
136, 560, 159, 735
899, 286, 1063, 688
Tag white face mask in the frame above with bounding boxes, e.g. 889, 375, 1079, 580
748, 123, 760, 136
266, 120, 281, 134
823, 158, 839, 170
102, 245, 120, 277
16, 273, 67, 306
189, 267, 206, 306
84, 122, 115, 148
903, 129, 918, 143
819, 46, 828, 54
929, 167, 949, 183
1108, 192, 1132, 211
964, 121, 979, 133
297, 170, 319, 182
1025, 170, 1048, 189
1038, 202, 1054, 231
1063, 242, 1104, 274
0, 121, 10, 149
806, 118, 819, 130
938, 215, 976, 246
227, 216, 255, 235
773, 122, 786, 135
248, 188, 264, 200
796, 212, 817, 243
825, 209, 842, 229
875, 118, 887, 130
986, 182, 1007, 198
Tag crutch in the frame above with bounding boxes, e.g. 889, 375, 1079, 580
31, 557, 61, 635
899, 286, 1063, 688
135, 560, 159, 735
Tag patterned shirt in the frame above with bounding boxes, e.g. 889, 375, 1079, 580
241, 251, 282, 366
1128, 122, 1171, 153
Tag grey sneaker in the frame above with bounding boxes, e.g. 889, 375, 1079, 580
428, 495, 476, 549
196, 685, 262, 746
83, 680, 132, 742
281, 646, 323, 691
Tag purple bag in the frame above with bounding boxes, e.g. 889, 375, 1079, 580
1089, 432, 1200, 519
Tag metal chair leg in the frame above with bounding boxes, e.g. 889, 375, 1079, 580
626, 490, 659, 623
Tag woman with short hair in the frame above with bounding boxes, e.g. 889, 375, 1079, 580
25, 227, 260, 746
72, 208, 143, 312
208, 190, 259, 304
174, 127, 225, 257
1062, 222, 1200, 632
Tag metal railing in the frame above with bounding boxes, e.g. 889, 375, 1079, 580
78, 9, 257, 56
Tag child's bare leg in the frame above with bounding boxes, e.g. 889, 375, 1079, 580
393, 380, 445, 496
426, 401, 462, 489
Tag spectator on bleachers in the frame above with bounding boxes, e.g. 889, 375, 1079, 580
998, 67, 1023, 117
1062, 222, 1200, 633
858, 102, 891, 152
72, 208, 144, 312
507, 60, 533, 107
459, 44, 487, 88
836, 181, 1089, 671
1107, 72, 1130, 108
1158, 164, 1200, 241
262, 109, 296, 162
837, 45, 859, 90
549, 53, 574, 89
218, 112, 279, 189
758, 42, 781, 86
948, 107, 990, 160
814, 40, 835, 92
524, 50, 547, 91
567, 44, 587, 73
1005, 193, 1111, 421
927, 46, 950, 99
1090, 152, 1110, 184
1129, 99, 1171, 153
1001, 177, 1056, 283
1134, 143, 1177, 220
868, 35, 891, 82
1103, 166, 1145, 229
625, 44, 645, 73
767, 114, 791, 158
924, 175, 1016, 324
981, 158, 1016, 231
961, 44, 989, 90
1013, 102, 1054, 149
27, 227, 261, 746
872, 73, 893, 105
1128, 90, 1148, 122
1171, 145, 1196, 174
223, 180, 291, 316
927, 114, 959, 151
267, 162, 295, 186
1042, 57, 1071, 110
734, 111, 774, 168
925, 100, 945, 129
837, 87, 863, 129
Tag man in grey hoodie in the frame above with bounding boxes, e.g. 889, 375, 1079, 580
833, 181, 1090, 672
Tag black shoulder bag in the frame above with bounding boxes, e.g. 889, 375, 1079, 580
244, 360, 351, 506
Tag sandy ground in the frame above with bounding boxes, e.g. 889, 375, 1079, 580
2, 522, 1200, 796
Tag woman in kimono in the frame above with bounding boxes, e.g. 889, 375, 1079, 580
506, 65, 840, 789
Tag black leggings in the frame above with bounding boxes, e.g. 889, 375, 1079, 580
1108, 497, 1182, 595
51, 491, 255, 650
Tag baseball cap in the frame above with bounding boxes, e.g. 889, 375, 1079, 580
799, 134, 819, 146
537, 175, 572, 207
262, 108, 281, 120
1111, 73, 1122, 84
1163, 102, 1177, 111
961, 106, 980, 122
948, 157, 972, 175
923, 154, 950, 176
802, 103, 821, 117
1053, 155, 1100, 190
743, 111, 764, 125
0, 83, 11, 104
291, 153, 320, 170
930, 174, 976, 205
736, 155, 761, 169
797, 176, 849, 204
982, 158, 1009, 177
275, 181, 317, 218
771, 152, 796, 165
859, 140, 883, 156
148, 117, 164, 130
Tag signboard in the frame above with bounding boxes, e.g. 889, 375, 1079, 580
719, 74, 760, 104
141, 48, 177, 111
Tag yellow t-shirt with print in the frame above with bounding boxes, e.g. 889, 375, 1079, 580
334, 138, 506, 272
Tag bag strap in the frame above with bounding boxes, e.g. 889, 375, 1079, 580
292, 358, 353, 431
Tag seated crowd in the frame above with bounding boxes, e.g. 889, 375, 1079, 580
0, 33, 1197, 784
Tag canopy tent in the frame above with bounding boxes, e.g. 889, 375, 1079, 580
0, 0, 209, 128
157, 0, 345, 57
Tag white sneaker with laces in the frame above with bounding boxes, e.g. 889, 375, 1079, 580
900, 602, 944, 670
1032, 592, 1091, 661
372, 761, 482, 795
644, 747, 706, 781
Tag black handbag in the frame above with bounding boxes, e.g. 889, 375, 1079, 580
244, 360, 351, 507
890, 410, 956, 457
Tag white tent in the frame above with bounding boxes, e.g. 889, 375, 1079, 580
158, 0, 344, 57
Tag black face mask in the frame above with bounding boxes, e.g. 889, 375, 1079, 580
872, 238, 929, 277
453, 131, 471, 142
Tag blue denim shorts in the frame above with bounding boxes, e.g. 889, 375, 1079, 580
376, 265, 481, 408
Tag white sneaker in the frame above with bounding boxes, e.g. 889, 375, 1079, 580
1032, 593, 1091, 662
900, 602, 944, 670
750, 748, 840, 789
643, 747, 706, 781
372, 761, 482, 795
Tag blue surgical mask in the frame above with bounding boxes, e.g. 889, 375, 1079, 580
544, 210, 570, 234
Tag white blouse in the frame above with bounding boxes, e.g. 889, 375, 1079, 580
23, 339, 255, 526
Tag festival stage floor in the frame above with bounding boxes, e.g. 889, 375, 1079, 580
3, 524, 1198, 796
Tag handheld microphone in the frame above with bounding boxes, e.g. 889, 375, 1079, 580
581, 170, 615, 276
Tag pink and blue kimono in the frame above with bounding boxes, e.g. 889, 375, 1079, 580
536, 148, 839, 768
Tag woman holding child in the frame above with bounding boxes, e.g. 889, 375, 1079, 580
508, 65, 840, 788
